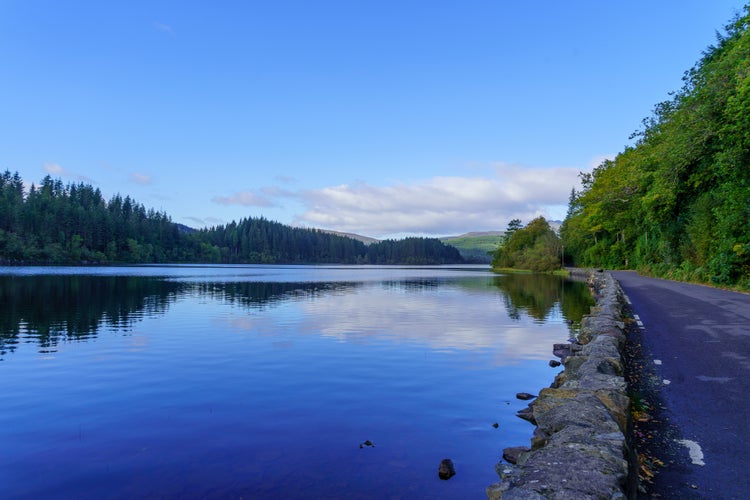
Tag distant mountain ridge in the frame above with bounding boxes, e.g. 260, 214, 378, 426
319, 229, 379, 245
441, 230, 505, 240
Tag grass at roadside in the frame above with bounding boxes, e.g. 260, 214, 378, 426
492, 267, 570, 276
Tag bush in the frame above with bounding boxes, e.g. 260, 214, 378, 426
492, 217, 561, 272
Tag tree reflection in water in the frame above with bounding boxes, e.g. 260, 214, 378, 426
492, 273, 594, 325
0, 275, 357, 359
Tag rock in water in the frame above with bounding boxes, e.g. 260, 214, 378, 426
438, 458, 456, 480
516, 392, 536, 400
516, 406, 536, 424
549, 359, 562, 367
502, 446, 531, 465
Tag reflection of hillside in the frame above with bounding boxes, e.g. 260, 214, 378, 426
0, 276, 360, 359
492, 274, 593, 323
194, 281, 360, 309
380, 279, 440, 292
0, 275, 187, 358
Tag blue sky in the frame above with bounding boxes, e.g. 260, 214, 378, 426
1, 1, 746, 238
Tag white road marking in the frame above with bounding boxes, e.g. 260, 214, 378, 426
678, 439, 706, 466
632, 314, 644, 329
696, 375, 733, 383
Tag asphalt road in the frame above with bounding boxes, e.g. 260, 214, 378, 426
611, 271, 750, 499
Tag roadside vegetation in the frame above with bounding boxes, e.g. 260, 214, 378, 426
561, 7, 750, 290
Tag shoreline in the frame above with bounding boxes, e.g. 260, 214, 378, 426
487, 270, 635, 499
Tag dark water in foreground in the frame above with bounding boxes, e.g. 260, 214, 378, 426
0, 265, 593, 499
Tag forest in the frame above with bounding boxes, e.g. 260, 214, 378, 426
561, 7, 750, 289
0, 172, 463, 265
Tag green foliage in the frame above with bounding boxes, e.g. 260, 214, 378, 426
492, 217, 561, 272
505, 218, 523, 235
561, 6, 750, 289
499, 219, 523, 248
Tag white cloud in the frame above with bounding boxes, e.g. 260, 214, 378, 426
43, 162, 96, 184
212, 191, 275, 207
153, 21, 175, 37
130, 172, 152, 185
588, 154, 616, 170
283, 164, 581, 237
44, 163, 65, 175
218, 281, 566, 362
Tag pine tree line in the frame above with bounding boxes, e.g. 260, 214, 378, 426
0, 173, 181, 263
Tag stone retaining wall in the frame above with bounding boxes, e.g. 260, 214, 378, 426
487, 271, 635, 499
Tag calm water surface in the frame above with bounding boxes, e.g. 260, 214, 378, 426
0, 265, 593, 499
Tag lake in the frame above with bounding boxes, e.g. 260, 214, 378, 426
0, 265, 593, 499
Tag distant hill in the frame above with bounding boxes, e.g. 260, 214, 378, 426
443, 231, 505, 239
440, 232, 505, 264
176, 223, 197, 234
319, 229, 379, 245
